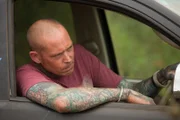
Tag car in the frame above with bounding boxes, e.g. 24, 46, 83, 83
0, 0, 180, 120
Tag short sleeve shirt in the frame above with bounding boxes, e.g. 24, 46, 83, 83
16, 44, 122, 96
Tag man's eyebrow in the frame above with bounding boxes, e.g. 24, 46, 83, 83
51, 51, 63, 57
50, 44, 73, 57
67, 44, 73, 49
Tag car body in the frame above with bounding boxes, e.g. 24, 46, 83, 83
0, 0, 180, 120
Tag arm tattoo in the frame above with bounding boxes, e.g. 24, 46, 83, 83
27, 82, 120, 113
118, 77, 160, 97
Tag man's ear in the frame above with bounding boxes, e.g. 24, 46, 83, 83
29, 51, 41, 64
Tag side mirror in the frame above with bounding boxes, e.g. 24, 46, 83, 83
154, 30, 180, 49
173, 64, 180, 99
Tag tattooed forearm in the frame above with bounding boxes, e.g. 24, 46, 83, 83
118, 77, 160, 97
27, 82, 121, 113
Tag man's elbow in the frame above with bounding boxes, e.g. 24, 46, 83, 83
53, 98, 70, 113
53, 98, 86, 113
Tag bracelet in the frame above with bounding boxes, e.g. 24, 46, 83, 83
153, 71, 167, 87
117, 86, 123, 102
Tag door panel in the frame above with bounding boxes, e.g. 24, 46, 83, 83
0, 101, 174, 120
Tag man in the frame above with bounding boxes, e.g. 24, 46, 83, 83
16, 19, 178, 113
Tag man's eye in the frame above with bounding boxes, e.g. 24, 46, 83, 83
67, 46, 73, 51
54, 53, 63, 58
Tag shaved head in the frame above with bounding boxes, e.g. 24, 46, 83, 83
27, 19, 66, 52
28, 19, 74, 76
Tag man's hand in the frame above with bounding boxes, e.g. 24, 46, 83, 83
156, 63, 179, 86
122, 88, 156, 105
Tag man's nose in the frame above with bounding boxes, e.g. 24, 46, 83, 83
63, 52, 71, 63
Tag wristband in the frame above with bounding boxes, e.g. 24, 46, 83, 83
153, 71, 167, 87
117, 86, 123, 102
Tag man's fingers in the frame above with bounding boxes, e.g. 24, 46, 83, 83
127, 90, 156, 105
128, 94, 155, 105
148, 99, 156, 105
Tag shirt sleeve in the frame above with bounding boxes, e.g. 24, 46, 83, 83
76, 45, 122, 88
16, 64, 52, 96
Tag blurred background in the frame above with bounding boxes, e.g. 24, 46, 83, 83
14, 0, 180, 80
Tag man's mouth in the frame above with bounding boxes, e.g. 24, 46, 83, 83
63, 63, 74, 73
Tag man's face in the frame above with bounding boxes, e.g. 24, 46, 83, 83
37, 27, 74, 76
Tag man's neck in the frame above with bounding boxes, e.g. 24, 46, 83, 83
32, 62, 60, 79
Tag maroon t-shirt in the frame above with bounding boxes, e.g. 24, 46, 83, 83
16, 44, 122, 96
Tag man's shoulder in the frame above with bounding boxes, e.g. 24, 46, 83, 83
74, 44, 90, 55
74, 44, 86, 51
16, 63, 38, 73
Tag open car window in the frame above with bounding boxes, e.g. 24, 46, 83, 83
105, 10, 180, 80
14, 0, 180, 81
14, 0, 180, 108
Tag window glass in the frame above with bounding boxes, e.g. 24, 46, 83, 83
14, 0, 76, 68
105, 10, 180, 79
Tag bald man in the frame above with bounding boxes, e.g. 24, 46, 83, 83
16, 19, 178, 113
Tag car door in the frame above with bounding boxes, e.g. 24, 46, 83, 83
0, 0, 180, 120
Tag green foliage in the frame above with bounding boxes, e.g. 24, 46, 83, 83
105, 10, 180, 79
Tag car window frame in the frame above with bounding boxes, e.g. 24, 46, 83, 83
58, 0, 180, 45
1, 0, 180, 108
0, 0, 12, 100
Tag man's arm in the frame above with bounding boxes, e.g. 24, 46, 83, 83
27, 82, 155, 113
118, 77, 159, 97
